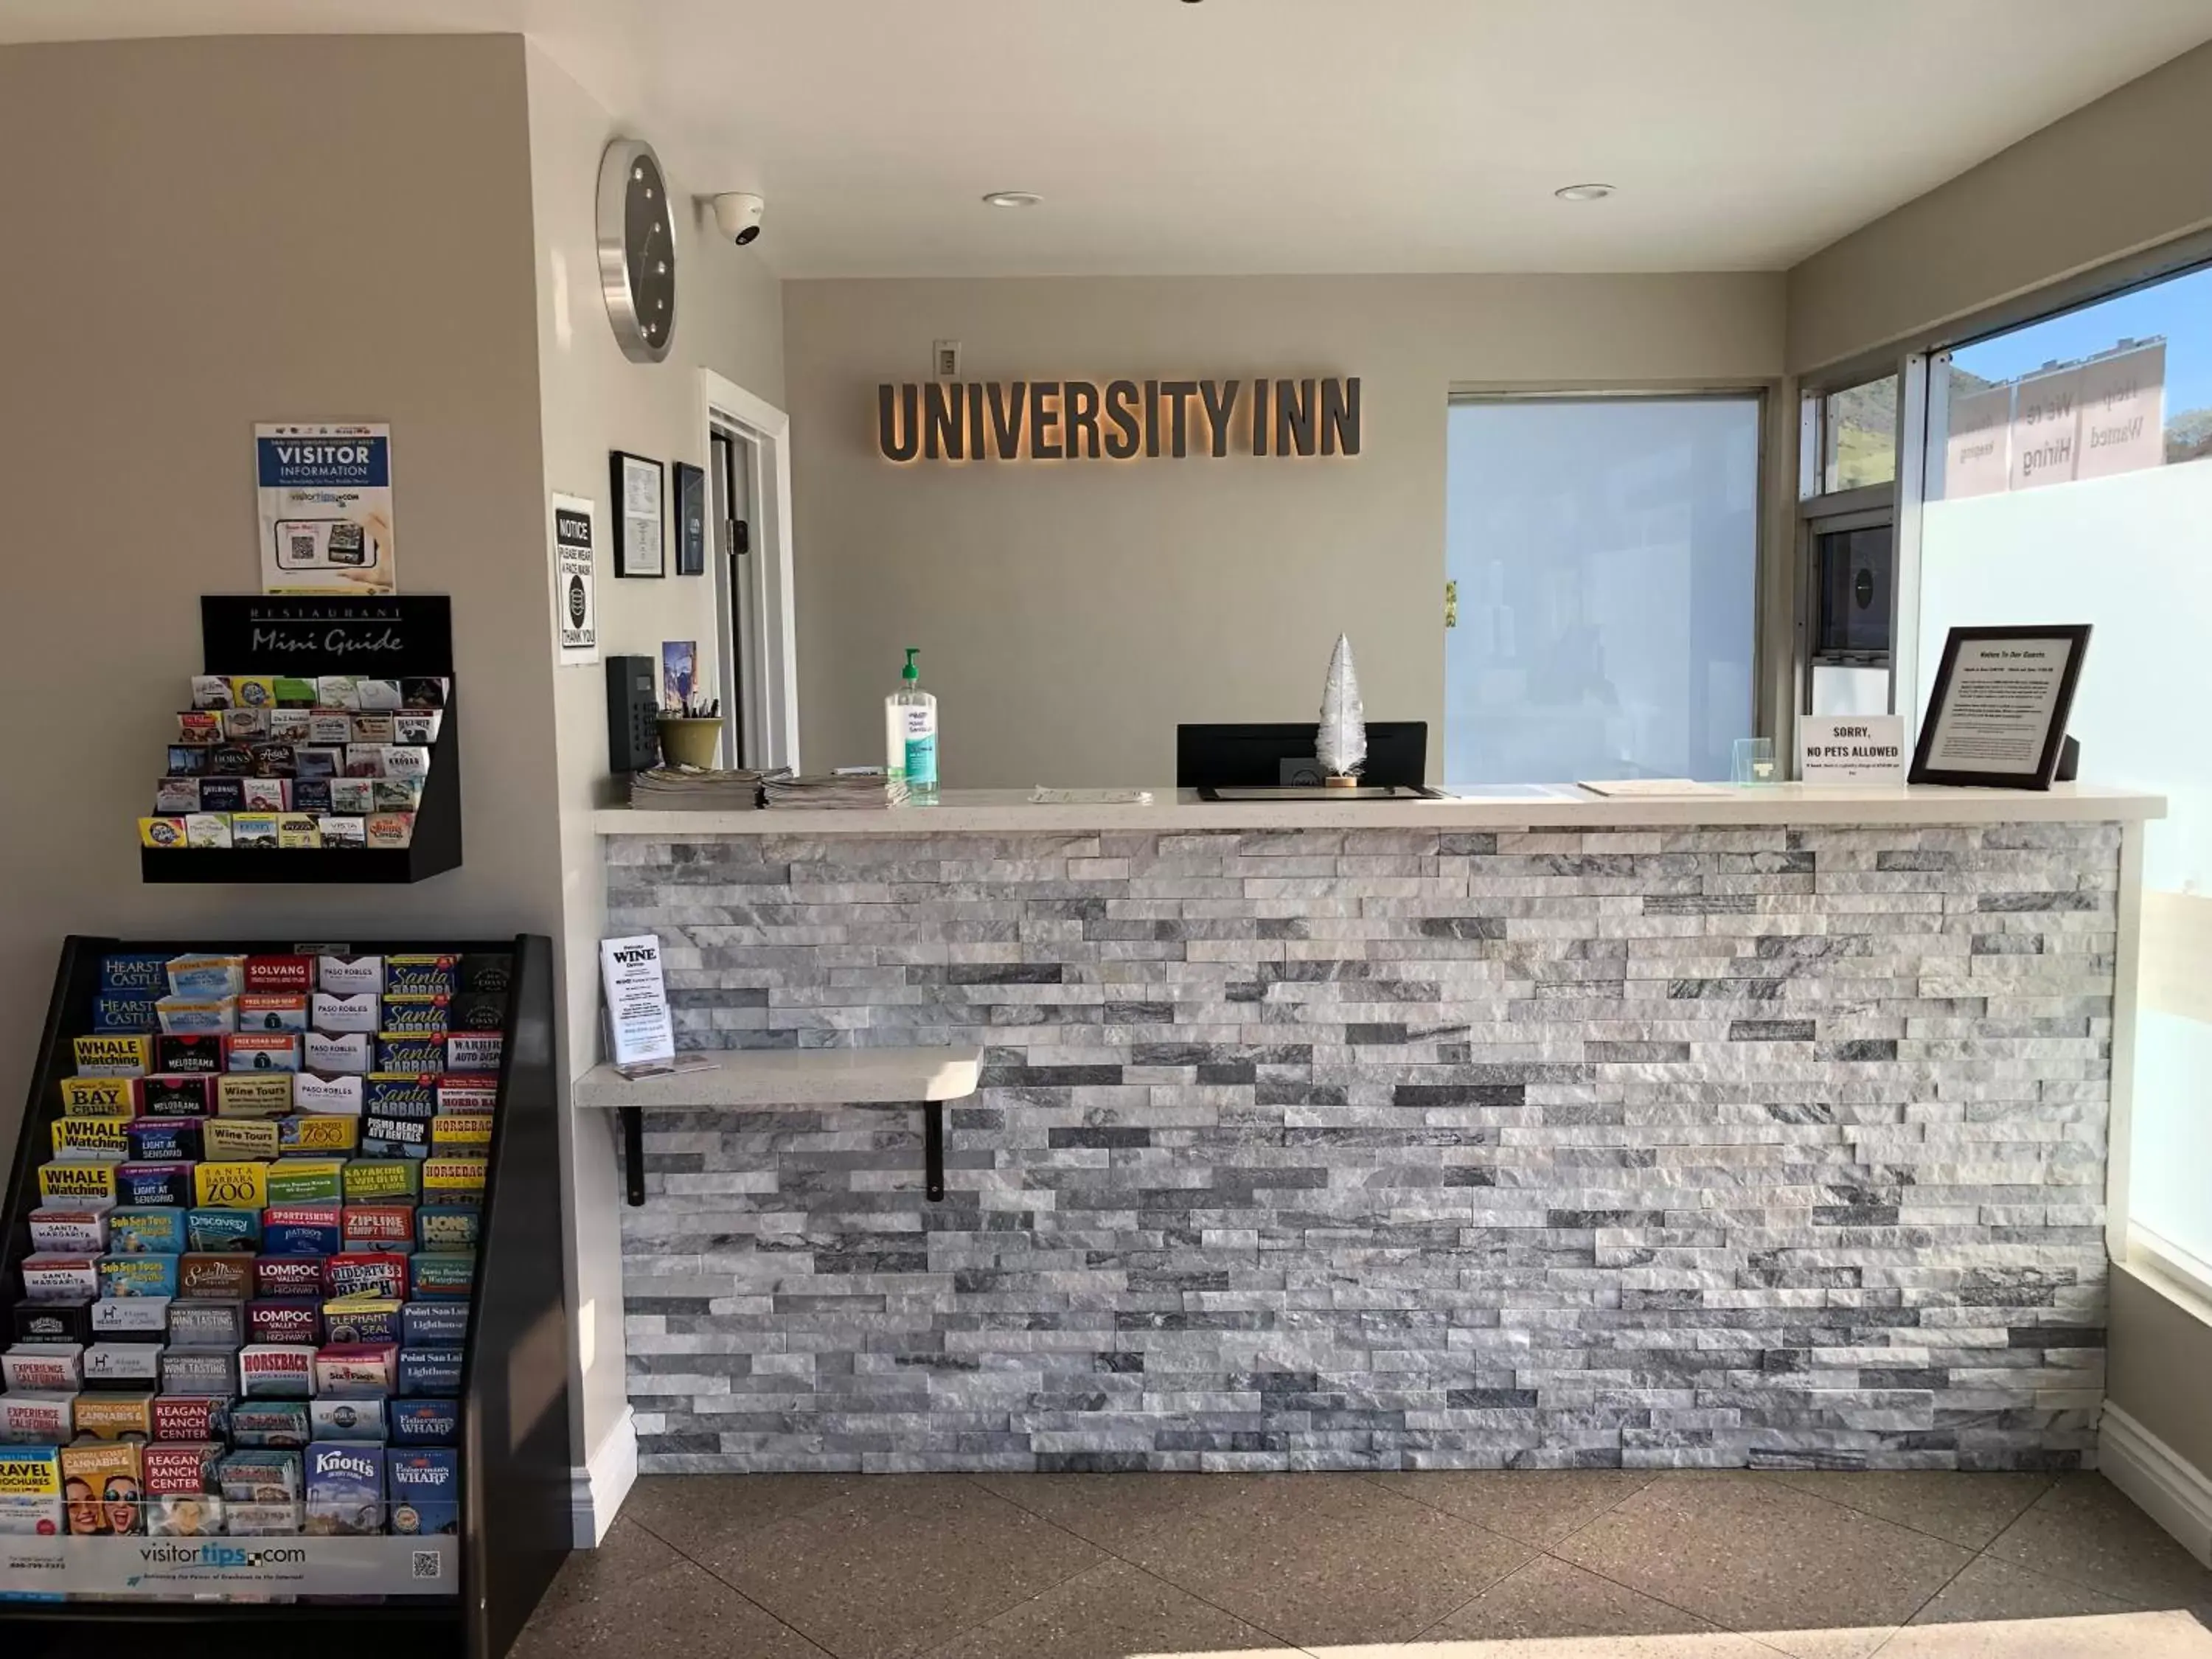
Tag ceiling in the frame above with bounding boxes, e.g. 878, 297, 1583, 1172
6, 0, 2211, 278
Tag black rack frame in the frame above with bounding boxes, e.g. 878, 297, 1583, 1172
0, 933, 569, 1658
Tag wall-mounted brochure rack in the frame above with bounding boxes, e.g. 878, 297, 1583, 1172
141, 597, 462, 885
0, 933, 568, 1658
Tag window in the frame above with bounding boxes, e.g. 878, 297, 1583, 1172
1806, 515, 1894, 715
1817, 374, 1899, 494
1443, 395, 1761, 784
1798, 375, 1901, 720
1912, 258, 2212, 1273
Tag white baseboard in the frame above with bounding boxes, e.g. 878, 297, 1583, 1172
569, 1406, 638, 1548
2101, 1402, 2212, 1568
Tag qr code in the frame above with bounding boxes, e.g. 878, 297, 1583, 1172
412, 1549, 443, 1581
290, 533, 316, 561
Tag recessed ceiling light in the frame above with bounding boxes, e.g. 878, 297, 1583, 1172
982, 190, 1043, 209
1554, 183, 1616, 202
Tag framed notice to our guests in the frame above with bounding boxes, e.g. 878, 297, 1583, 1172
1909, 624, 2090, 790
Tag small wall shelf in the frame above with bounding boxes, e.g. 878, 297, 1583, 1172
574, 1046, 984, 1206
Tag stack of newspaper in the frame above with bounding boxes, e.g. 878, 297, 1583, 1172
627, 766, 770, 810
762, 772, 910, 810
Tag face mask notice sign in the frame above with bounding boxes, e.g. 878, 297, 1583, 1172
1798, 714, 1907, 784
551, 493, 599, 665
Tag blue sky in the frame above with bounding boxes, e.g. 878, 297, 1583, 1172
1950, 262, 2212, 419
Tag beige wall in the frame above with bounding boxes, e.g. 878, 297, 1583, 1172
0, 35, 562, 1155
784, 274, 1787, 787
0, 31, 787, 1501
2110, 1265, 2212, 1478
524, 44, 786, 1467
1787, 38, 2212, 375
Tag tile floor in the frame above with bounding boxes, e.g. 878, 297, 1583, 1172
513, 1470, 2212, 1659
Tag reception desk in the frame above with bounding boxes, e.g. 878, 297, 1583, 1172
597, 784, 2158, 1475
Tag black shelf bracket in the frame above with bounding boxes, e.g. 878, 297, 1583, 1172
619, 1100, 943, 1206
925, 1101, 945, 1202
621, 1105, 645, 1206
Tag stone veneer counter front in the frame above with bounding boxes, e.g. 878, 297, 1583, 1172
599, 787, 2158, 1475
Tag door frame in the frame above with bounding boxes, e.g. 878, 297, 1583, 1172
698, 369, 800, 771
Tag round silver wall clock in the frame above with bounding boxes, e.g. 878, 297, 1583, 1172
597, 137, 676, 363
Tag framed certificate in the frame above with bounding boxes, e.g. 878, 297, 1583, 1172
673, 461, 707, 576
1909, 624, 2090, 790
610, 451, 664, 579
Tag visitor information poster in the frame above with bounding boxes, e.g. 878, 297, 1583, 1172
257, 422, 398, 595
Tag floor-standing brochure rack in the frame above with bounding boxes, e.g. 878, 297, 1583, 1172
0, 934, 568, 1658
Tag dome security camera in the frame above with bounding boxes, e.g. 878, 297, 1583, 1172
712, 192, 765, 246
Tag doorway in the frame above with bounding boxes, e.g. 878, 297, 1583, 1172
700, 371, 800, 772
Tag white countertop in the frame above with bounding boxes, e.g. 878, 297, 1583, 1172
594, 782, 2163, 836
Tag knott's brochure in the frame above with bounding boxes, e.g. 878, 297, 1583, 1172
0, 1532, 456, 1597
257, 422, 398, 596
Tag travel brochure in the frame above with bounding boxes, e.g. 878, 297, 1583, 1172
140, 673, 448, 852
1, 947, 502, 1546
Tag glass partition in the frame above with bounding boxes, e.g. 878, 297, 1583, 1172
1444, 395, 1760, 785
1916, 260, 2212, 1273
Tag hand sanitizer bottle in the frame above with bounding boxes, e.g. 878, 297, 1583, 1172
886, 647, 937, 801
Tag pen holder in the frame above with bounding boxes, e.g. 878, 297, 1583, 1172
655, 717, 725, 770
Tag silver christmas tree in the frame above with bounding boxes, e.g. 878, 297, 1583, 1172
1315, 633, 1368, 778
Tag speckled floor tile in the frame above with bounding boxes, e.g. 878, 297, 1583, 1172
513, 1517, 829, 1659
619, 1471, 864, 1552
703, 1474, 1107, 1659
1761, 1472, 2053, 1550
1417, 1552, 1771, 1649
969, 1470, 1265, 1555
1368, 1470, 1657, 1546
1119, 1472, 1536, 1647
1982, 1475, 2212, 1612
921, 1557, 1295, 1659
1554, 1472, 1973, 1659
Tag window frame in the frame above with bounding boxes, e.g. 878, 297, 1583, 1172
1798, 503, 1895, 717
1803, 375, 1902, 501
1794, 372, 1907, 728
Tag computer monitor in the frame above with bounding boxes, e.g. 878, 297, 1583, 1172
1175, 722, 1428, 790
